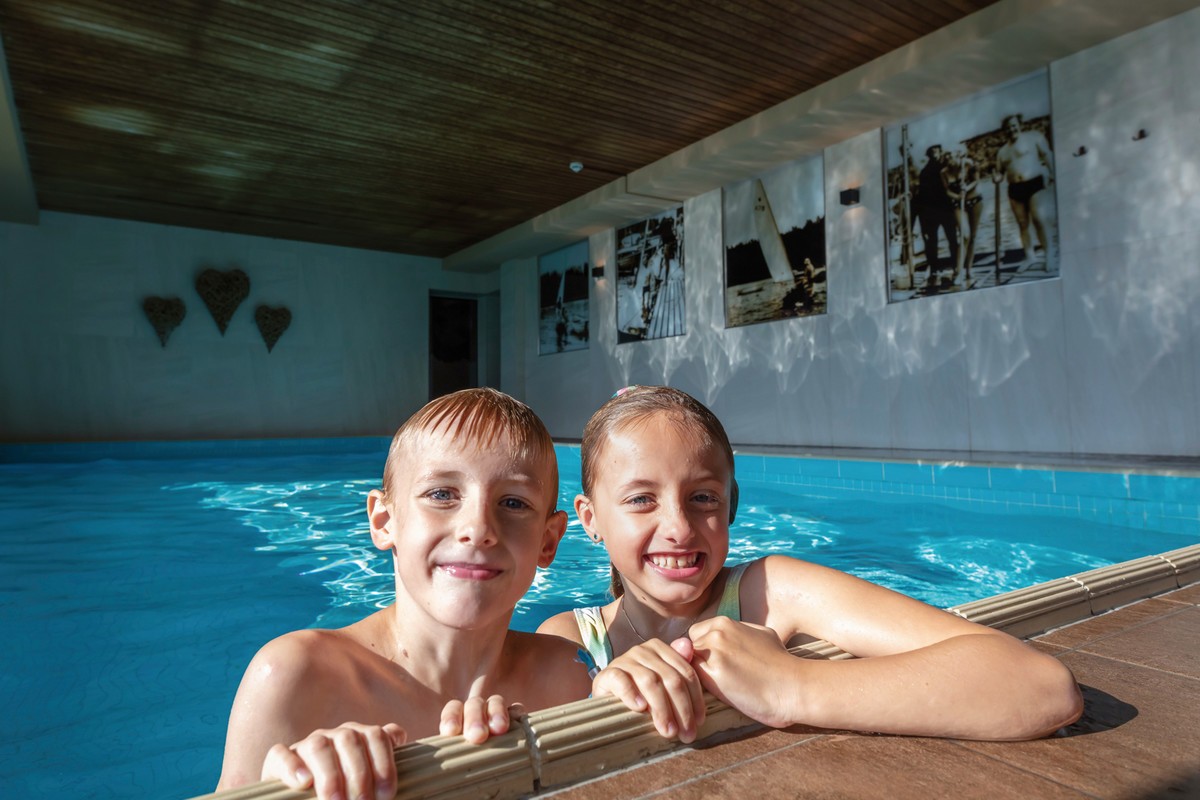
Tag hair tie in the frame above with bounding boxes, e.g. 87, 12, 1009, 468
611, 386, 637, 399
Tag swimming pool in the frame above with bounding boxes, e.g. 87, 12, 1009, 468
0, 441, 1195, 799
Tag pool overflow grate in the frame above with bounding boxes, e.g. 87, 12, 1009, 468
190, 543, 1200, 800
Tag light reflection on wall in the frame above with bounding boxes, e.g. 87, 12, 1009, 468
526, 10, 1200, 455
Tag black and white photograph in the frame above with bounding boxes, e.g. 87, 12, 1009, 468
616, 207, 685, 343
723, 156, 826, 327
885, 69, 1059, 302
538, 240, 590, 355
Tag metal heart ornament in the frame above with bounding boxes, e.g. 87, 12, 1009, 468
142, 296, 186, 347
195, 268, 250, 334
254, 305, 292, 352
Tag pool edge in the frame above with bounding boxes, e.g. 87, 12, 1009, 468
188, 542, 1200, 800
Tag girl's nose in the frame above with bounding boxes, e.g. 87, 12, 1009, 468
661, 501, 694, 543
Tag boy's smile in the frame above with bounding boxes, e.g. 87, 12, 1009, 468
437, 562, 502, 580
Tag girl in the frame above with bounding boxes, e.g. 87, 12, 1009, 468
538, 385, 1083, 740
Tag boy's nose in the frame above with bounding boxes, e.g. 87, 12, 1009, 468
457, 499, 498, 547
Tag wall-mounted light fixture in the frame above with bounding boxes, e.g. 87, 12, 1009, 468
839, 187, 861, 206
591, 264, 605, 279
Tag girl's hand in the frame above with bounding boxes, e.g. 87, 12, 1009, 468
688, 617, 800, 728
261, 721, 405, 800
592, 638, 705, 742
439, 694, 520, 744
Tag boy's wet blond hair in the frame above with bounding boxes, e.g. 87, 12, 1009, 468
382, 388, 558, 508
580, 385, 738, 597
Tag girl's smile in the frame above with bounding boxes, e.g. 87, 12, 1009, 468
645, 551, 705, 576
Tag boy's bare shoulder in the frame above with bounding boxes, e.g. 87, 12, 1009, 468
243, 628, 364, 690
504, 629, 592, 707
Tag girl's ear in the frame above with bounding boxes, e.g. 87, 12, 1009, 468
574, 494, 600, 542
538, 510, 569, 568
367, 489, 395, 551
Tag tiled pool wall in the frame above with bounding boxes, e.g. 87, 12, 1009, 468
5, 440, 1197, 537
731, 453, 1200, 537
0, 436, 393, 463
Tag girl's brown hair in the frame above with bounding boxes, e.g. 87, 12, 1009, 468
580, 386, 738, 597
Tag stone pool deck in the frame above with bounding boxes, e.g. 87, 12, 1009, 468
542, 582, 1200, 800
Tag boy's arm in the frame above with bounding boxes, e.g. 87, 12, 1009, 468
688, 556, 1082, 740
217, 632, 339, 789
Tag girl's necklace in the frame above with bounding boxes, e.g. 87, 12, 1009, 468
620, 598, 698, 643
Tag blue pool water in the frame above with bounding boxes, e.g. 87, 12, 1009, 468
0, 442, 1195, 799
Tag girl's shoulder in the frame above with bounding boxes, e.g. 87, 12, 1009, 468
536, 601, 617, 644
536, 608, 586, 643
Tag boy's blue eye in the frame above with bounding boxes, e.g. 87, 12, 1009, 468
426, 488, 454, 502
501, 497, 531, 511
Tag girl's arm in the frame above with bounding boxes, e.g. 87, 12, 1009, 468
689, 556, 1082, 740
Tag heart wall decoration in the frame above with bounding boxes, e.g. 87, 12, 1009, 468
142, 296, 186, 347
255, 305, 292, 352
195, 268, 250, 334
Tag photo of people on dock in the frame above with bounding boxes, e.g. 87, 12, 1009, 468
885, 70, 1059, 302
616, 207, 686, 343
538, 240, 590, 355
723, 155, 827, 327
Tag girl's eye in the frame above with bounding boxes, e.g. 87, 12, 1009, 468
627, 494, 654, 506
425, 488, 455, 502
693, 492, 721, 504
501, 497, 532, 511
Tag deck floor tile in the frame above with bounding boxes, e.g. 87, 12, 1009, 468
958, 650, 1200, 797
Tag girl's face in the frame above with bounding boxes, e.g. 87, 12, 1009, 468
577, 411, 732, 612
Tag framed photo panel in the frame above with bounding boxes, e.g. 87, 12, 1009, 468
537, 240, 589, 355
723, 155, 826, 327
884, 69, 1059, 301
616, 206, 685, 343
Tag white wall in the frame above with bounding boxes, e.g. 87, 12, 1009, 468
0, 212, 495, 441
507, 10, 1200, 458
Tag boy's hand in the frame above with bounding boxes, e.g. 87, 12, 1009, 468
592, 638, 705, 743
262, 721, 405, 800
439, 695, 520, 744
688, 617, 797, 728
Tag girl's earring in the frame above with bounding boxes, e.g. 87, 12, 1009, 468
588, 531, 602, 543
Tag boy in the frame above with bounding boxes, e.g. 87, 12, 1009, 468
217, 388, 594, 797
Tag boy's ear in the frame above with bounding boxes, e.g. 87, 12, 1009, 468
367, 489, 395, 551
574, 494, 599, 541
538, 509, 569, 568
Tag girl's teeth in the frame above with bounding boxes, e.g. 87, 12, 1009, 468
651, 554, 698, 569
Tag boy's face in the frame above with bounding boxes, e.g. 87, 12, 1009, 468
368, 427, 566, 630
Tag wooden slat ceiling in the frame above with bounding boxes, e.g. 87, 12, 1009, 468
0, 0, 999, 258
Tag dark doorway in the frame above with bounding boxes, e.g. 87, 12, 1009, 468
429, 294, 478, 399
